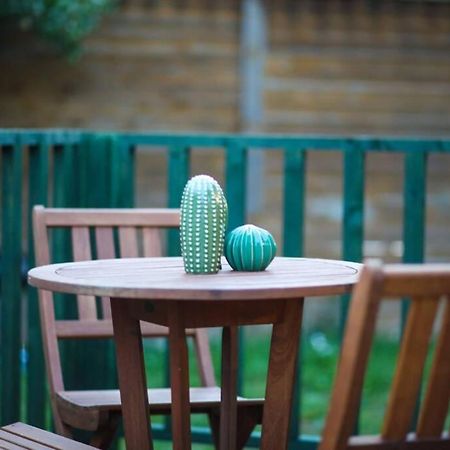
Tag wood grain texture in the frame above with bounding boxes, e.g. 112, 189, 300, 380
94, 227, 115, 319
28, 257, 362, 301
142, 228, 162, 257
168, 303, 191, 450
118, 226, 139, 258
30, 206, 229, 448
72, 227, 97, 320
417, 299, 450, 437
382, 297, 440, 440
319, 263, 384, 450
42, 208, 180, 227
220, 326, 238, 450
261, 299, 303, 450
319, 260, 450, 450
29, 206, 365, 450
0, 423, 96, 450
56, 386, 262, 411
110, 298, 152, 450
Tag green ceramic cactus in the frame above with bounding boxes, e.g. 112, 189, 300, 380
180, 175, 228, 274
225, 224, 277, 271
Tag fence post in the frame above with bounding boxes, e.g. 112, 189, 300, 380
26, 134, 50, 427
225, 141, 247, 394
283, 146, 307, 446
52, 141, 79, 389
1, 136, 24, 425
167, 145, 190, 257
341, 142, 365, 332
403, 151, 427, 265
283, 147, 307, 258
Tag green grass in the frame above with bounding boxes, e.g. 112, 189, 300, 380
137, 327, 406, 449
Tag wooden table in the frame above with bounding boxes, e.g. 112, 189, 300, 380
28, 256, 361, 450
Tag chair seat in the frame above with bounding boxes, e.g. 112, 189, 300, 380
58, 386, 264, 414
0, 422, 96, 449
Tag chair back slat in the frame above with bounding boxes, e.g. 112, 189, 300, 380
142, 228, 162, 257
32, 206, 217, 393
118, 226, 139, 258
417, 300, 450, 437
319, 264, 383, 450
193, 329, 217, 387
382, 296, 440, 440
94, 227, 116, 319
319, 261, 450, 450
71, 227, 98, 320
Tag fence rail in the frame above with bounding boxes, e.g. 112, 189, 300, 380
1, 129, 449, 448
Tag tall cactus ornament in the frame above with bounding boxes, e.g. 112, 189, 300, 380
180, 175, 228, 274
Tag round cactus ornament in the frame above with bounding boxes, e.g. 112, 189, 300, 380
180, 175, 228, 274
225, 224, 277, 271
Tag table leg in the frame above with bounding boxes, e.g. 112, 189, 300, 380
261, 299, 304, 450
110, 298, 152, 450
220, 326, 238, 450
168, 303, 191, 450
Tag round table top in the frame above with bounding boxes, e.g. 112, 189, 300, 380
28, 257, 362, 301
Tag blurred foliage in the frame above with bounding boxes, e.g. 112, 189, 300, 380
1, 0, 116, 59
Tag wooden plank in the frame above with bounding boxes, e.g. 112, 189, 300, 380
110, 298, 152, 450
94, 227, 116, 319
1, 139, 23, 424
382, 297, 439, 439
220, 326, 238, 450
142, 228, 162, 257
28, 257, 361, 301
168, 145, 190, 256
0, 429, 52, 450
417, 300, 450, 437
347, 434, 450, 449
26, 136, 50, 427
44, 209, 180, 227
109, 138, 135, 208
380, 266, 450, 297
52, 143, 79, 390
68, 138, 118, 397
319, 263, 383, 450
168, 303, 192, 450
282, 147, 306, 257
119, 226, 139, 257
0, 440, 27, 450
1, 423, 95, 449
341, 142, 366, 332
260, 299, 303, 450
78, 134, 110, 209
54, 320, 168, 339
72, 227, 97, 320
225, 143, 247, 231
32, 207, 68, 434
403, 151, 427, 265
193, 329, 217, 387
58, 386, 261, 411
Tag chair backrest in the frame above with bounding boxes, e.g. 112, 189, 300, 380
319, 260, 450, 450
32, 206, 217, 397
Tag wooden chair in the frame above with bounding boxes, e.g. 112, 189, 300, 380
32, 206, 263, 449
319, 260, 450, 450
0, 422, 97, 449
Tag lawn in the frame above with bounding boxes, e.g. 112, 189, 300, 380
137, 325, 405, 449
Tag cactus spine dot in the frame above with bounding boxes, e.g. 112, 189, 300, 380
180, 175, 228, 274
225, 224, 277, 271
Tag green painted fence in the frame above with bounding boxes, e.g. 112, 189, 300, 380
0, 129, 449, 448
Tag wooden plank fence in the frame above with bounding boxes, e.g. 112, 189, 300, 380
0, 130, 449, 448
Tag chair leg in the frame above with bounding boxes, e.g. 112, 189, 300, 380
236, 405, 263, 450
89, 412, 121, 450
209, 406, 262, 449
208, 411, 221, 449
